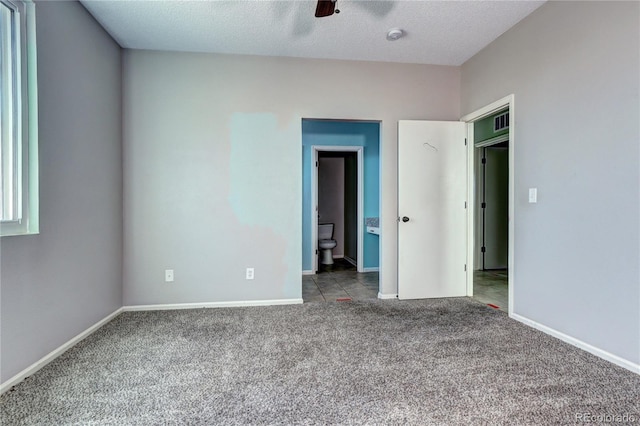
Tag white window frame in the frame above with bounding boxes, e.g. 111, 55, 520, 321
1, 0, 38, 237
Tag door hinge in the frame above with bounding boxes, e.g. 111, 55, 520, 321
481, 246, 486, 253
464, 264, 467, 272
481, 202, 486, 209
464, 138, 467, 146
482, 157, 487, 164
315, 249, 318, 255
464, 201, 467, 209
315, 161, 318, 167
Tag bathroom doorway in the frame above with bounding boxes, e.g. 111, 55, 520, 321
317, 151, 358, 273
312, 146, 363, 273
301, 119, 380, 276
301, 119, 380, 303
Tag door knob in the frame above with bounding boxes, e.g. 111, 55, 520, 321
402, 216, 410, 223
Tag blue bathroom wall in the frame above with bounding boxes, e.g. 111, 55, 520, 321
302, 120, 380, 271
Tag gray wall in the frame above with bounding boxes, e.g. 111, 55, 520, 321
122, 50, 460, 304
0, 1, 123, 382
462, 1, 640, 364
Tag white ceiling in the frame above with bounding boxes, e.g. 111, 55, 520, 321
80, 0, 545, 66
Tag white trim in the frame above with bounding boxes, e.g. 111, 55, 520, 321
311, 145, 364, 273
465, 123, 476, 297
474, 133, 509, 148
363, 267, 379, 273
460, 95, 514, 122
302, 270, 315, 276
461, 94, 515, 316
344, 255, 357, 266
0, 307, 124, 394
377, 292, 398, 299
332, 254, 344, 259
123, 298, 303, 312
0, 298, 304, 394
511, 313, 640, 375
356, 148, 364, 273
0, 0, 39, 237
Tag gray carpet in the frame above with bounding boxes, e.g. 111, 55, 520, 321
1, 298, 639, 425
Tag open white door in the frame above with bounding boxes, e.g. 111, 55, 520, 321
398, 121, 467, 299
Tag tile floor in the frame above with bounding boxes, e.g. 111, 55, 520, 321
303, 262, 506, 307
303, 258, 379, 303
473, 269, 508, 312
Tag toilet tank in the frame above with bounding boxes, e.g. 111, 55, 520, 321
318, 223, 334, 240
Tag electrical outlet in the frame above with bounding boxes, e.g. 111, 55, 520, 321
246, 268, 254, 280
528, 188, 538, 203
165, 269, 174, 282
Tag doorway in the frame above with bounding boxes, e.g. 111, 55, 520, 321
462, 95, 515, 315
476, 144, 509, 271
474, 140, 509, 310
301, 119, 380, 275
316, 149, 360, 273
306, 145, 379, 303
301, 119, 380, 302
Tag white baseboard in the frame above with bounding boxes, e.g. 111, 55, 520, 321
123, 298, 304, 312
0, 307, 124, 394
344, 256, 357, 266
332, 255, 344, 259
363, 267, 379, 272
511, 313, 640, 375
302, 270, 315, 276
378, 292, 398, 300
0, 298, 304, 394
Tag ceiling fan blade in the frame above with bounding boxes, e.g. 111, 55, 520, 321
315, 0, 336, 18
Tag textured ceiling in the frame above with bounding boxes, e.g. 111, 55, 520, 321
80, 0, 545, 66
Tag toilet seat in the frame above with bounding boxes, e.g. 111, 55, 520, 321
318, 223, 337, 265
319, 239, 337, 249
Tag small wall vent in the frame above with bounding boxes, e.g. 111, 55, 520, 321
493, 111, 509, 132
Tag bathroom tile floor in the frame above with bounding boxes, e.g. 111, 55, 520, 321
303, 259, 379, 303
304, 263, 506, 307
473, 269, 508, 312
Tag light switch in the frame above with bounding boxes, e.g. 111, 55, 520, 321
528, 188, 537, 203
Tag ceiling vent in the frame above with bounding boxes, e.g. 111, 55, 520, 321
494, 111, 509, 132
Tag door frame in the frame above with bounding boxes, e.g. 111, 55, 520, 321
461, 94, 515, 316
311, 145, 364, 273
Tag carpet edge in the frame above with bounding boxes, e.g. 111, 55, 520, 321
0, 307, 125, 394
511, 312, 640, 375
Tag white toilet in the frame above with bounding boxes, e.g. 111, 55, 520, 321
318, 223, 337, 265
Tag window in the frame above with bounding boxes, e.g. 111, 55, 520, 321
1, 0, 37, 237
493, 111, 509, 133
